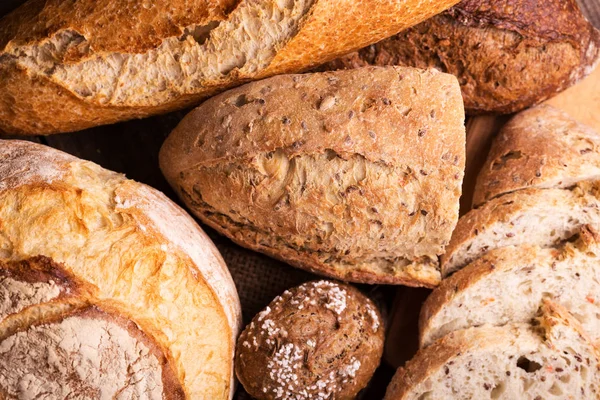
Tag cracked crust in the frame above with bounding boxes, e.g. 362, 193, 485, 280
473, 105, 600, 207
160, 67, 466, 287
0, 0, 461, 135
321, 0, 600, 115
0, 140, 242, 399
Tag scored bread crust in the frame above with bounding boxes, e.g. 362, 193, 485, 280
0, 140, 242, 399
441, 181, 600, 276
385, 300, 600, 400
160, 67, 466, 287
0, 0, 461, 135
473, 105, 600, 207
420, 227, 600, 347
321, 0, 600, 115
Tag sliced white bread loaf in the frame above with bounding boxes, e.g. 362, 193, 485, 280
385, 300, 600, 400
474, 105, 600, 207
421, 226, 600, 347
442, 181, 600, 276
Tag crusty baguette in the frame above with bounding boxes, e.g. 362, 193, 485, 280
442, 181, 600, 276
321, 0, 600, 115
0, 140, 242, 399
160, 67, 466, 287
421, 226, 600, 347
385, 300, 600, 400
235, 280, 384, 400
0, 0, 461, 135
474, 105, 600, 207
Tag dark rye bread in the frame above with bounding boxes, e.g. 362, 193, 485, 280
421, 226, 600, 348
235, 281, 384, 400
321, 0, 600, 115
385, 300, 600, 400
473, 105, 600, 207
0, 0, 461, 135
160, 67, 466, 287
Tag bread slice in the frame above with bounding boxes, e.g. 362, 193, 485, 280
421, 226, 600, 347
385, 300, 600, 400
320, 0, 600, 115
442, 181, 600, 276
160, 67, 466, 287
0, 0, 461, 135
473, 105, 600, 207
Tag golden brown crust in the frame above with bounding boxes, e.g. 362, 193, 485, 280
160, 67, 465, 286
473, 105, 600, 206
0, 0, 461, 135
235, 281, 384, 400
322, 0, 600, 115
0, 140, 242, 399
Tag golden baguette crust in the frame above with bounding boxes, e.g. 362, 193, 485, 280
160, 67, 466, 286
321, 0, 600, 115
0, 140, 242, 399
0, 0, 461, 135
473, 105, 600, 207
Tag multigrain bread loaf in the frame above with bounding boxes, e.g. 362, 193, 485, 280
0, 0, 462, 135
385, 300, 600, 400
160, 67, 466, 287
421, 226, 600, 347
0, 140, 242, 399
473, 105, 600, 207
321, 0, 600, 115
441, 181, 600, 276
235, 280, 384, 400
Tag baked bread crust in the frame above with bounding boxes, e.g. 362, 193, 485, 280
473, 105, 600, 206
160, 67, 466, 287
322, 0, 600, 115
0, 0, 461, 135
235, 280, 384, 400
385, 300, 600, 399
0, 140, 242, 399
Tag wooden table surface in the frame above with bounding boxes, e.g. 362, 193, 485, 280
1, 1, 600, 398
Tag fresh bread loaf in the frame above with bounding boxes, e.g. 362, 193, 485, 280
0, 0, 462, 135
441, 181, 600, 276
421, 226, 600, 348
474, 105, 600, 207
235, 280, 384, 400
321, 0, 600, 115
0, 140, 242, 399
386, 300, 600, 399
160, 67, 466, 287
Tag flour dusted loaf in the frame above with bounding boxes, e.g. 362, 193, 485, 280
385, 300, 600, 399
0, 0, 462, 135
0, 140, 242, 399
421, 226, 600, 347
474, 105, 600, 206
235, 280, 384, 400
160, 67, 466, 287
322, 0, 600, 115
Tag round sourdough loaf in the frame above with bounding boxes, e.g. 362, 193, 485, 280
160, 67, 466, 287
0, 140, 242, 399
235, 280, 384, 400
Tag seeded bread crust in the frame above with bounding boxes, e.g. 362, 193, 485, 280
321, 0, 600, 115
235, 281, 384, 400
385, 300, 600, 400
473, 105, 600, 207
421, 226, 600, 347
441, 181, 600, 276
0, 0, 461, 135
160, 67, 466, 287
